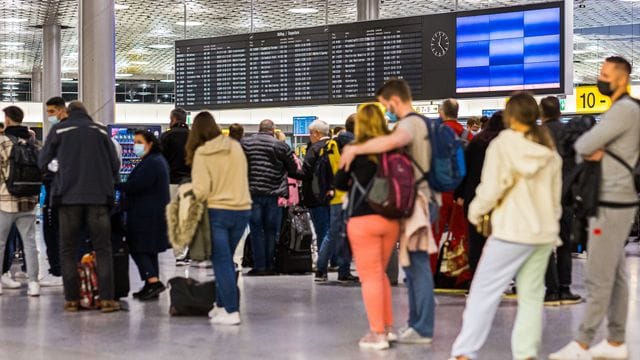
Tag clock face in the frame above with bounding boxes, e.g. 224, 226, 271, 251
430, 31, 450, 57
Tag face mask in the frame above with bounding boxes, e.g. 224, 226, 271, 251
385, 105, 399, 123
133, 144, 146, 158
597, 80, 615, 97
48, 116, 59, 125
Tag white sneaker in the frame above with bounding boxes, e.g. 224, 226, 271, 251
14, 271, 28, 280
210, 311, 241, 326
27, 282, 40, 297
191, 260, 213, 269
549, 341, 592, 360
589, 340, 628, 359
387, 331, 398, 343
397, 327, 433, 345
208, 305, 222, 319
358, 333, 390, 351
39, 274, 63, 287
1, 272, 21, 289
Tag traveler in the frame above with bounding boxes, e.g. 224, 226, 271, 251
2, 226, 24, 289
480, 115, 489, 130
551, 56, 639, 360
334, 104, 399, 350
38, 101, 121, 313
341, 79, 435, 344
466, 117, 481, 135
0, 106, 40, 297
241, 119, 301, 276
117, 130, 170, 301
450, 93, 561, 360
539, 96, 582, 307
315, 114, 358, 283
39, 96, 69, 287
459, 111, 505, 273
228, 123, 244, 141
189, 111, 251, 325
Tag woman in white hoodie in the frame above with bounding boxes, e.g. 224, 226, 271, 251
450, 93, 562, 360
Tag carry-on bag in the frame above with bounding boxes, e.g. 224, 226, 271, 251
275, 206, 313, 274
168, 277, 216, 316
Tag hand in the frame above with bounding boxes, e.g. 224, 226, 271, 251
340, 145, 358, 171
456, 198, 464, 206
584, 149, 604, 162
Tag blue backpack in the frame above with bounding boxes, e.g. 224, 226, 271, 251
410, 114, 467, 192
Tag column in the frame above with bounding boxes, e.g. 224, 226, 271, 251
357, 0, 379, 21
42, 24, 61, 137
78, 0, 115, 125
31, 66, 42, 103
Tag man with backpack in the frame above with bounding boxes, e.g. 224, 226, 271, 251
341, 79, 435, 344
0, 106, 41, 297
551, 56, 639, 360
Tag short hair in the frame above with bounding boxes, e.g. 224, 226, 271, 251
375, 78, 412, 102
345, 114, 356, 133
45, 96, 66, 109
440, 99, 459, 119
605, 56, 632, 75
540, 96, 561, 119
332, 126, 344, 136
259, 119, 275, 133
170, 107, 187, 123
309, 119, 330, 136
229, 123, 244, 141
3, 105, 24, 123
466, 117, 481, 127
67, 101, 88, 114
134, 130, 162, 154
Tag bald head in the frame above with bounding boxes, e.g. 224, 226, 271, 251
259, 119, 275, 133
440, 98, 459, 120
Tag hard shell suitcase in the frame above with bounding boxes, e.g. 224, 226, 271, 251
276, 206, 313, 274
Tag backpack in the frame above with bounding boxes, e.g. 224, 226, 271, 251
411, 114, 467, 192
604, 151, 640, 195
311, 139, 338, 205
351, 151, 416, 219
5, 135, 42, 197
78, 252, 100, 309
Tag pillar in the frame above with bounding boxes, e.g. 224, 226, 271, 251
42, 24, 61, 136
31, 66, 42, 103
79, 0, 115, 125
357, 0, 379, 21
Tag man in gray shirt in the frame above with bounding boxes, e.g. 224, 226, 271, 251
551, 56, 639, 359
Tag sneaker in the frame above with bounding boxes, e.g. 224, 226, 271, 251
559, 288, 583, 305
175, 258, 191, 267
397, 327, 433, 345
589, 340, 628, 359
358, 333, 390, 351
314, 272, 328, 283
210, 310, 241, 326
14, 271, 28, 280
549, 341, 592, 360
544, 292, 561, 306
337, 274, 359, 283
191, 260, 212, 269
39, 274, 63, 287
386, 331, 398, 343
1, 272, 21, 289
64, 301, 79, 312
27, 282, 40, 297
132, 283, 148, 299
208, 305, 223, 319
138, 282, 166, 301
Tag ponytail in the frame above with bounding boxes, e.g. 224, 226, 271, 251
506, 92, 556, 150
526, 124, 556, 150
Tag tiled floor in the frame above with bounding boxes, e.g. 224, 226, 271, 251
0, 242, 639, 360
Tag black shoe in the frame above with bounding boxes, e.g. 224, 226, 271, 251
138, 281, 166, 301
328, 266, 339, 273
559, 288, 583, 305
314, 272, 328, 283
263, 269, 278, 276
337, 274, 359, 283
246, 269, 267, 276
544, 292, 561, 306
132, 284, 149, 299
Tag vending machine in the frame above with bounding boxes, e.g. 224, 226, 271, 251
108, 124, 162, 182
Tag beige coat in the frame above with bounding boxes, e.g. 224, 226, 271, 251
165, 183, 211, 261
399, 192, 438, 267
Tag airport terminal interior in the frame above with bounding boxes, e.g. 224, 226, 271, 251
0, 0, 640, 359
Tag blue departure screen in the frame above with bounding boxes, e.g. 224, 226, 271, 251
456, 7, 561, 94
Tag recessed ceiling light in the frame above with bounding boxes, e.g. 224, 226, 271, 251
288, 8, 318, 14
130, 60, 150, 65
3, 81, 19, 86
573, 50, 588, 54
160, 79, 175, 83
115, 4, 129, 10
61, 78, 75, 81
174, 21, 202, 26
2, 71, 20, 76
0, 42, 24, 46
0, 18, 27, 23
62, 67, 78, 72
584, 59, 602, 63
116, 73, 134, 77
2, 59, 21, 64
148, 44, 173, 49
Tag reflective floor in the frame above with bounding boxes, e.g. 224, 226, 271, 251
0, 242, 639, 360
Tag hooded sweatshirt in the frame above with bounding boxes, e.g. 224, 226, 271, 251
191, 135, 252, 211
468, 129, 562, 246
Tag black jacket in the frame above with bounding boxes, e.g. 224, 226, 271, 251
335, 131, 354, 150
335, 155, 376, 217
160, 124, 190, 184
4, 125, 31, 142
301, 139, 329, 208
117, 152, 170, 253
38, 110, 120, 206
241, 132, 301, 198
543, 119, 571, 178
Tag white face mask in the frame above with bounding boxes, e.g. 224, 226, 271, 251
48, 116, 59, 125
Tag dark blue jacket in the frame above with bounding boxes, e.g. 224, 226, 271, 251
118, 152, 170, 253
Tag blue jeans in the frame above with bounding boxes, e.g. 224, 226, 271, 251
210, 209, 251, 313
317, 204, 351, 276
249, 196, 282, 271
310, 206, 330, 253
403, 251, 435, 337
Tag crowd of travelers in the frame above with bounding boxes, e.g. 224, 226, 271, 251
0, 56, 637, 359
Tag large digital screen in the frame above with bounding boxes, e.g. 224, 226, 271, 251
455, 7, 561, 94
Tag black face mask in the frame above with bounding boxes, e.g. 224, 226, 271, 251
597, 80, 615, 97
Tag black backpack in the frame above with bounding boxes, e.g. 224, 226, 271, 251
5, 135, 42, 197
311, 140, 336, 205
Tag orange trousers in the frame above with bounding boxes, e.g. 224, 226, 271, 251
347, 215, 400, 333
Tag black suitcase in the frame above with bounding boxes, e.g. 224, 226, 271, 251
276, 206, 313, 274
111, 210, 130, 299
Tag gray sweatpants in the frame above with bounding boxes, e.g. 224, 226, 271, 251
577, 206, 636, 344
0, 210, 39, 281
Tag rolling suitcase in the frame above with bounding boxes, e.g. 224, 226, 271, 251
111, 209, 130, 299
276, 206, 313, 274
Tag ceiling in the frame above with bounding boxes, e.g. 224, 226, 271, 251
1, 0, 640, 84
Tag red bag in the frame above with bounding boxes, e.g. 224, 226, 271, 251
78, 253, 100, 309
434, 203, 472, 290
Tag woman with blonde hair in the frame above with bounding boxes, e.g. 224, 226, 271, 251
334, 103, 400, 350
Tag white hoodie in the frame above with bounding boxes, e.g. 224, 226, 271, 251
468, 129, 562, 246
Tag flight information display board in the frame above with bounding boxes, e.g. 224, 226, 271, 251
175, 1, 564, 110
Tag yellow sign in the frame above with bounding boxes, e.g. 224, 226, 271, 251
576, 85, 611, 114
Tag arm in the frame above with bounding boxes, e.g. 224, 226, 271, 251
117, 159, 156, 194
339, 127, 412, 170
334, 168, 351, 191
575, 104, 632, 157
191, 151, 210, 202
301, 143, 319, 181
278, 143, 305, 180
38, 128, 59, 172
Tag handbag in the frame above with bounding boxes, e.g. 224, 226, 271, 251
475, 178, 519, 238
439, 231, 470, 278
